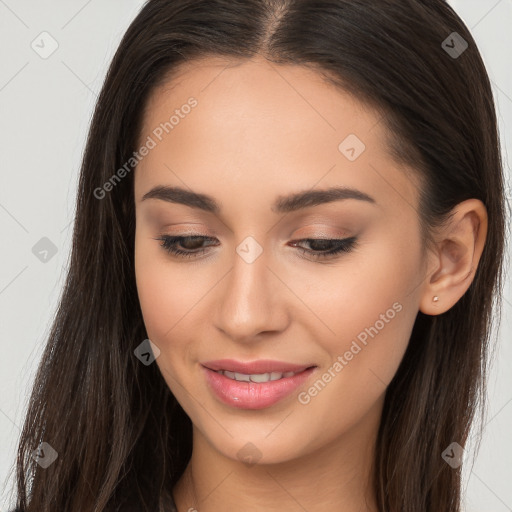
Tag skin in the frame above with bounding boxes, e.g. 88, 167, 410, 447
133, 55, 488, 512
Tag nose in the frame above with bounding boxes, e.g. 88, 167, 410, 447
213, 240, 289, 343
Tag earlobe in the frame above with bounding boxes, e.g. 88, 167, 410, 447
419, 199, 488, 316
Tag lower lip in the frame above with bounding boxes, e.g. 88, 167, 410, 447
201, 365, 316, 410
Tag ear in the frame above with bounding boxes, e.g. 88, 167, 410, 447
419, 199, 488, 316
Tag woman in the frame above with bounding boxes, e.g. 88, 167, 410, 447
12, 0, 506, 511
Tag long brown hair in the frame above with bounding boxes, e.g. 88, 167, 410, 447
12, 1, 507, 511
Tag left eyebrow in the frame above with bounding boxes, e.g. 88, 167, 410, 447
140, 185, 377, 214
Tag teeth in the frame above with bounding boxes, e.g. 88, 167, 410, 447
218, 370, 299, 382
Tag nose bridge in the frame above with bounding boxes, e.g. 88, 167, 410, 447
215, 235, 285, 340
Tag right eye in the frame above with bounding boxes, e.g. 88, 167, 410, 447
154, 235, 218, 258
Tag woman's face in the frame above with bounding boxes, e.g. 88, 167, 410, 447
134, 56, 429, 464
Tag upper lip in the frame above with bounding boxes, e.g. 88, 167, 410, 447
201, 359, 316, 374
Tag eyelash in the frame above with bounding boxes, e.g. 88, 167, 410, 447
153, 235, 358, 261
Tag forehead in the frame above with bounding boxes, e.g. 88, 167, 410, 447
134, 56, 420, 218
140, 55, 380, 144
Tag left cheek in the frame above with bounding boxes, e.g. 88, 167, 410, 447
318, 276, 413, 375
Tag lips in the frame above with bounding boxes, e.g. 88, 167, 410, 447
201, 364, 317, 409
201, 358, 316, 374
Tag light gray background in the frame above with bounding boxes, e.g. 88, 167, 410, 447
0, 1, 510, 510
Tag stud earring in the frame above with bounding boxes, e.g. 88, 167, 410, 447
432, 296, 439, 302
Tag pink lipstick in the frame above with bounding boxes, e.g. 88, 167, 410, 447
201, 359, 317, 409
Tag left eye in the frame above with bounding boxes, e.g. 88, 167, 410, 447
290, 236, 357, 260
154, 235, 358, 260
